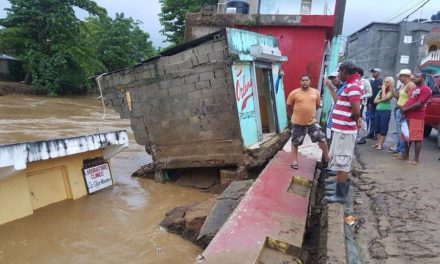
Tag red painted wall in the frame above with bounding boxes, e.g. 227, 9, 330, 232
242, 26, 328, 99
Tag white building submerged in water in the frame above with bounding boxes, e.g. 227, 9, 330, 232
0, 130, 128, 225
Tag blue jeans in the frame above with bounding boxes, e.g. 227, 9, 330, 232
367, 106, 376, 137
374, 110, 391, 136
394, 108, 404, 154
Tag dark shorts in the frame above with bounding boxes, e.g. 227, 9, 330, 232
374, 110, 391, 136
291, 123, 326, 147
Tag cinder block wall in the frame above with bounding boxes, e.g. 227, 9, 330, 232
100, 39, 244, 168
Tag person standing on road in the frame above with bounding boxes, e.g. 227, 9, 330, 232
356, 68, 373, 145
400, 73, 432, 165
366, 68, 383, 139
325, 60, 363, 204
371, 76, 394, 150
390, 69, 415, 157
287, 75, 330, 170
324, 72, 345, 139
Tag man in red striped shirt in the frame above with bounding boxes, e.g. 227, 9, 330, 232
325, 60, 363, 204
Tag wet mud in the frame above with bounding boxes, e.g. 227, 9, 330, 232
349, 133, 440, 264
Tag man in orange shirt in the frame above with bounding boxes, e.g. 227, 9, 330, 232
287, 75, 330, 169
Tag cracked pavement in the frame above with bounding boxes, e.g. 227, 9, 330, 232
349, 130, 440, 264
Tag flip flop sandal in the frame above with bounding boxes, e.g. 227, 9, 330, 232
291, 163, 298, 169
375, 146, 383, 150
407, 161, 418, 165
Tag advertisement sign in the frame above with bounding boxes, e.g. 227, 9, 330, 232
83, 163, 113, 194
232, 63, 259, 147
272, 64, 288, 131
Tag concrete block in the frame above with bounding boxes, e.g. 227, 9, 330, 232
140, 70, 153, 79
181, 83, 196, 93
197, 43, 214, 56
213, 40, 227, 52
181, 49, 196, 61
178, 60, 193, 71
188, 90, 203, 100
172, 78, 185, 87
199, 131, 214, 139
196, 54, 209, 65
200, 72, 213, 81
161, 120, 170, 129
159, 88, 169, 97
210, 77, 227, 88
164, 63, 179, 74
169, 86, 181, 96
189, 116, 200, 124
157, 57, 170, 68
172, 93, 189, 102
214, 70, 226, 79
201, 89, 214, 97
196, 80, 211, 90
154, 170, 166, 183
185, 74, 200, 84
208, 51, 225, 62
159, 80, 172, 90
160, 101, 171, 113
168, 54, 184, 65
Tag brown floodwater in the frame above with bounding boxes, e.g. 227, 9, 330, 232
0, 95, 212, 264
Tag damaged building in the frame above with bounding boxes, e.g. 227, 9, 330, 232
98, 28, 290, 183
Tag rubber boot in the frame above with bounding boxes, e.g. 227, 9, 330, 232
324, 181, 350, 204
325, 182, 336, 191
325, 177, 337, 185
323, 168, 337, 177
325, 189, 335, 196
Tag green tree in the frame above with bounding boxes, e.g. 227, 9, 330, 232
159, 0, 218, 45
0, 1, 156, 95
85, 13, 156, 72
0, 0, 106, 95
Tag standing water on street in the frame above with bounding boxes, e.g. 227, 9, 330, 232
0, 95, 212, 264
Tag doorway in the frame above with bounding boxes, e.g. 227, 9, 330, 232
27, 167, 69, 210
255, 63, 279, 135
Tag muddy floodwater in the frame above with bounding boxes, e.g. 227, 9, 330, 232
0, 95, 212, 264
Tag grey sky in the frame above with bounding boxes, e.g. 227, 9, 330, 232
0, 0, 439, 47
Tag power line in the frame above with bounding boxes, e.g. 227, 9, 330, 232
384, 0, 428, 23
401, 0, 431, 22
382, 0, 420, 22
346, 5, 437, 61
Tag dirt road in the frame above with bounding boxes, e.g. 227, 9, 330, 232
350, 131, 440, 264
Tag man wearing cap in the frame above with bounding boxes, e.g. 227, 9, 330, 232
400, 73, 432, 165
324, 72, 345, 140
366, 68, 383, 139
391, 69, 415, 157
325, 60, 363, 204
356, 67, 373, 144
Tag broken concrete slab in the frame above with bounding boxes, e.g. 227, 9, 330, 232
160, 197, 217, 247
326, 203, 346, 264
197, 180, 253, 247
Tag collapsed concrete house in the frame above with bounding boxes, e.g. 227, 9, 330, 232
98, 28, 290, 182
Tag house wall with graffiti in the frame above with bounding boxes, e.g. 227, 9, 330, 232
232, 63, 259, 147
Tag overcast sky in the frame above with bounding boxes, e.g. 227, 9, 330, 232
0, 0, 439, 47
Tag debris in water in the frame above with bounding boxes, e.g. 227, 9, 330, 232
344, 215, 358, 226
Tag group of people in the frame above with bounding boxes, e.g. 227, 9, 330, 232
360, 67, 432, 165
286, 59, 432, 204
